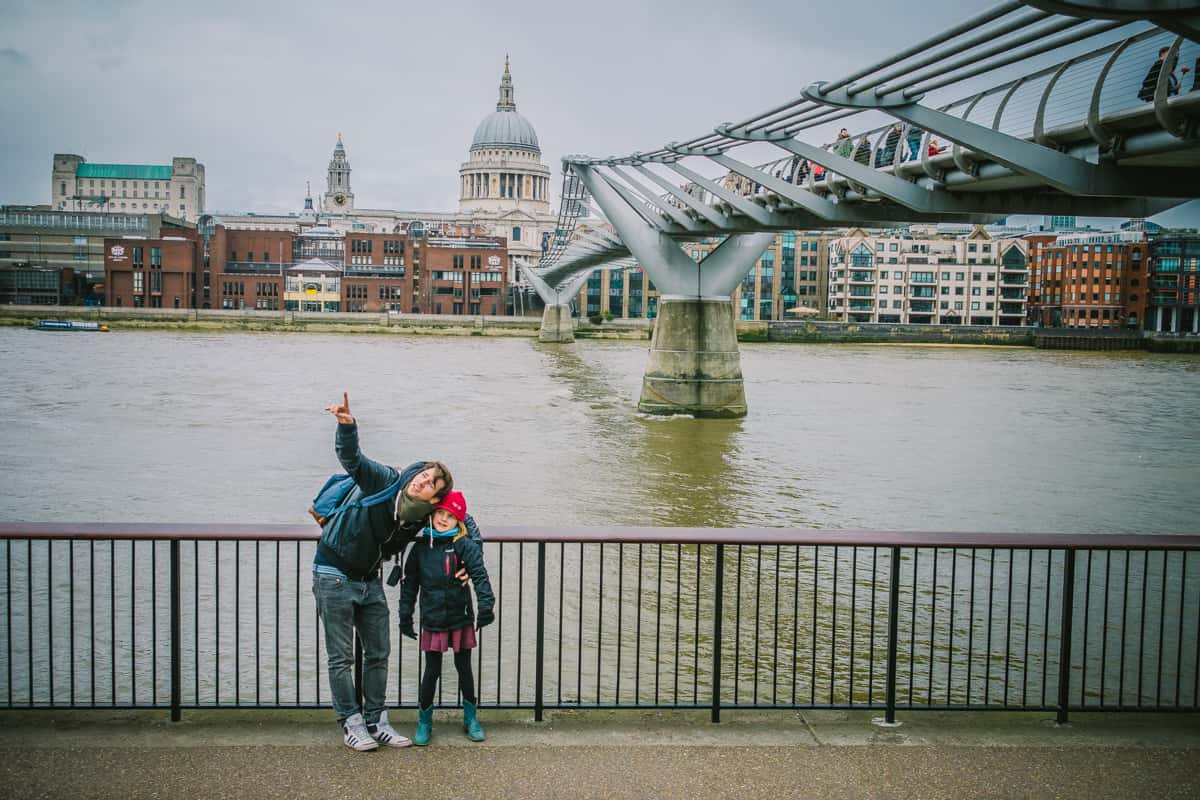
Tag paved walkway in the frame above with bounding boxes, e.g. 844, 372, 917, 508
1, 709, 1197, 799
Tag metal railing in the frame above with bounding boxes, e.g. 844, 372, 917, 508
1, 524, 1197, 724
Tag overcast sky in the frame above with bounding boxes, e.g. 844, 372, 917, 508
2, 0, 1196, 227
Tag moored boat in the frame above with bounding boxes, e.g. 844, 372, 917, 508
34, 319, 109, 332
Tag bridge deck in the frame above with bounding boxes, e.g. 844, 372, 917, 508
2, 709, 1197, 799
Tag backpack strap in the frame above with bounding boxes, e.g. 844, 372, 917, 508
358, 474, 405, 509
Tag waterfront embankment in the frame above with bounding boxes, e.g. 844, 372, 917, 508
3, 305, 1198, 350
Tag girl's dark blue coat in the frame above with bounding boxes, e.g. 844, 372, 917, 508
398, 529, 494, 632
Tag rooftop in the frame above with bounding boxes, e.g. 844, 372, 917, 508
76, 163, 174, 181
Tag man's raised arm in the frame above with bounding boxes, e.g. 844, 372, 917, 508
324, 392, 394, 493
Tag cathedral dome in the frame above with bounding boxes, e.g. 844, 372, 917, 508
471, 110, 540, 153
469, 57, 540, 154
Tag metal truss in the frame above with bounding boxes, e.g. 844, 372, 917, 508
532, 0, 1200, 294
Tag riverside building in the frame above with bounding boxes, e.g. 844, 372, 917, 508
104, 228, 202, 309
1145, 233, 1200, 333
826, 228, 1029, 325
51, 155, 205, 222
1, 208, 194, 305
1027, 230, 1147, 329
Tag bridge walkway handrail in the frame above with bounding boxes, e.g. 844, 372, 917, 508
2, 522, 1197, 725
2, 522, 1198, 550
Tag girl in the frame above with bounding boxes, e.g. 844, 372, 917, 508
398, 490, 495, 744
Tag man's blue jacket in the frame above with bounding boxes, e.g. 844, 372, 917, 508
315, 422, 480, 579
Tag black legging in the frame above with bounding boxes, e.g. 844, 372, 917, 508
419, 649, 476, 708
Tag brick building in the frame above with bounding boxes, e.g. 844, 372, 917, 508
105, 232, 201, 309
2, 209, 192, 306
1026, 231, 1147, 329
203, 222, 506, 314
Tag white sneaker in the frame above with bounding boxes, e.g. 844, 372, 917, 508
343, 712, 380, 751
369, 710, 412, 748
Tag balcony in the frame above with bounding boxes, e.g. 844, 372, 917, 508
223, 261, 285, 275
1001, 277, 1029, 286
909, 301, 935, 313
1000, 288, 1026, 300
849, 286, 874, 297
849, 271, 874, 283
910, 287, 936, 298
849, 300, 874, 311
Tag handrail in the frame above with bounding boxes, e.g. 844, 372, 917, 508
1, 522, 1196, 549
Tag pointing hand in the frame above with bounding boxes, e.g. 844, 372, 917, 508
324, 392, 354, 424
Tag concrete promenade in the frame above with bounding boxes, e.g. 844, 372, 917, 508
1, 709, 1197, 799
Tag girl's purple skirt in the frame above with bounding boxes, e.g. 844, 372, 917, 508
420, 624, 477, 653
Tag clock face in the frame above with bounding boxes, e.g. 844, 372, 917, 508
333, 193, 347, 206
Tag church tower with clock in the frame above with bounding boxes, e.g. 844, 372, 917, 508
322, 133, 354, 213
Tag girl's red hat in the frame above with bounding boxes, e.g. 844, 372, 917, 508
435, 490, 467, 522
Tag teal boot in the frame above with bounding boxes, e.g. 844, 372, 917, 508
462, 700, 485, 742
414, 706, 434, 746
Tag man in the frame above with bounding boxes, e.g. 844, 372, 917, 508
834, 128, 854, 159
1138, 46, 1181, 102
875, 123, 905, 167
314, 392, 481, 751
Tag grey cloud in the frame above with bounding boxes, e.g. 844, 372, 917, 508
0, 0, 1195, 231
0, 47, 29, 65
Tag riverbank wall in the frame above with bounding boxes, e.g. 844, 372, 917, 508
2, 306, 1197, 350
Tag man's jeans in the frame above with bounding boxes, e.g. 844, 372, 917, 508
312, 573, 390, 724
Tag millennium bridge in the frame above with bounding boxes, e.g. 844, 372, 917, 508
526, 0, 1200, 417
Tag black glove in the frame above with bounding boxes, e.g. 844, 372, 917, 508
476, 608, 495, 630
399, 619, 417, 640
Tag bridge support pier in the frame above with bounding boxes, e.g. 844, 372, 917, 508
521, 267, 590, 345
539, 304, 575, 343
639, 299, 746, 417
572, 164, 773, 417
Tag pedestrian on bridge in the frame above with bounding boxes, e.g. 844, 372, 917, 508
1138, 46, 1182, 102
399, 490, 495, 745
834, 128, 854, 159
314, 392, 480, 752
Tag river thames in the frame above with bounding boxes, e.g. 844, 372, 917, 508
1, 328, 1197, 532
1, 328, 1198, 710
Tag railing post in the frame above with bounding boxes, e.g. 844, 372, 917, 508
1056, 548, 1076, 725
885, 546, 902, 725
170, 539, 181, 722
711, 543, 725, 723
535, 542, 546, 722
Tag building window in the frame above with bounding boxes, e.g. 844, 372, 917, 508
512, 226, 521, 242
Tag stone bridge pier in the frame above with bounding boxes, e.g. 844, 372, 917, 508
522, 267, 590, 343
574, 164, 773, 418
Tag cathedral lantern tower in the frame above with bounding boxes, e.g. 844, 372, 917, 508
323, 133, 354, 213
